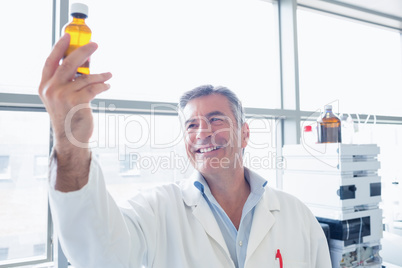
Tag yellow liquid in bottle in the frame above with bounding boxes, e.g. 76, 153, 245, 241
64, 17, 92, 75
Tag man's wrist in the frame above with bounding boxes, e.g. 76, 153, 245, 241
53, 143, 91, 192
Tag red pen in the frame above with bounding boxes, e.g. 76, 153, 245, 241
276, 249, 283, 268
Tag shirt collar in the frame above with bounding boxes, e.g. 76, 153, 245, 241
180, 167, 280, 212
193, 167, 267, 198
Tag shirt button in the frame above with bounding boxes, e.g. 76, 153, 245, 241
239, 241, 243, 247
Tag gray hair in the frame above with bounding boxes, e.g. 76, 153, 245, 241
178, 85, 246, 127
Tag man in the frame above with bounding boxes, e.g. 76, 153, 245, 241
39, 34, 331, 267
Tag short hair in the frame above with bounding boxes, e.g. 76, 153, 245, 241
178, 85, 245, 127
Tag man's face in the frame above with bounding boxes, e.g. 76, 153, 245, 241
182, 94, 249, 175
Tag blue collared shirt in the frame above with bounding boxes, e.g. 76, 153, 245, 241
194, 169, 267, 268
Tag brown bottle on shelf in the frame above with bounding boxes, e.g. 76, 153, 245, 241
63, 3, 92, 76
317, 104, 342, 143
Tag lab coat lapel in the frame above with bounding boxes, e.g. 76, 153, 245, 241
246, 187, 280, 260
192, 198, 230, 255
180, 172, 231, 258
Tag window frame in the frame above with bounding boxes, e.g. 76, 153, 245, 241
0, 104, 53, 268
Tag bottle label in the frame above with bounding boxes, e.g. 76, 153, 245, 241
319, 124, 341, 143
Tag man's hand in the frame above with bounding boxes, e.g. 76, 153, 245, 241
39, 34, 112, 192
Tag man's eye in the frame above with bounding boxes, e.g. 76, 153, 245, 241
187, 124, 196, 129
210, 117, 223, 123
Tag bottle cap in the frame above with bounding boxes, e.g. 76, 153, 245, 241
304, 125, 312, 132
324, 104, 332, 110
70, 3, 89, 17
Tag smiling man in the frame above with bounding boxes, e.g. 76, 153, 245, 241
41, 36, 331, 268
180, 87, 252, 232
182, 91, 247, 172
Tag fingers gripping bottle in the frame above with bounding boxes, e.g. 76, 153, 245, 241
317, 104, 342, 143
63, 3, 91, 76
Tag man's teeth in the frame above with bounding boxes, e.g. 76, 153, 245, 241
199, 146, 220, 153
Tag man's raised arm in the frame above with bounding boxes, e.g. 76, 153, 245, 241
38, 33, 112, 192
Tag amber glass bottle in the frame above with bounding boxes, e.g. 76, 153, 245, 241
317, 105, 342, 143
63, 3, 91, 76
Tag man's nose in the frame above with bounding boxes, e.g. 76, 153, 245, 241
196, 120, 213, 140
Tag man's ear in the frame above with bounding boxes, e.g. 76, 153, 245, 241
241, 122, 250, 148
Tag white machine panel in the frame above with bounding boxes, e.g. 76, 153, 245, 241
283, 157, 380, 173
282, 143, 380, 173
283, 143, 380, 157
282, 144, 383, 267
283, 173, 381, 210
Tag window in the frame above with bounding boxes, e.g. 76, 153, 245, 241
34, 156, 49, 180
0, 156, 10, 181
72, 0, 280, 109
119, 154, 141, 177
297, 8, 402, 239
91, 112, 191, 205
245, 116, 278, 188
0, 111, 50, 266
0, 0, 53, 266
0, 1, 52, 95
358, 123, 402, 234
297, 9, 402, 116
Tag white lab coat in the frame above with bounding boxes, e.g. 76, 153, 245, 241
49, 154, 331, 268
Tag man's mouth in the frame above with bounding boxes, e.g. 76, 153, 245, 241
196, 146, 222, 154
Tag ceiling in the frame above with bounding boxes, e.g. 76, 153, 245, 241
334, 0, 402, 19
298, 0, 402, 30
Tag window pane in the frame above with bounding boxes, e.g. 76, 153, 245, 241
348, 123, 402, 236
0, 111, 50, 264
298, 9, 402, 116
91, 112, 191, 205
73, 0, 280, 109
0, 1, 53, 94
0, 156, 11, 180
90, 111, 277, 205
245, 116, 278, 188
